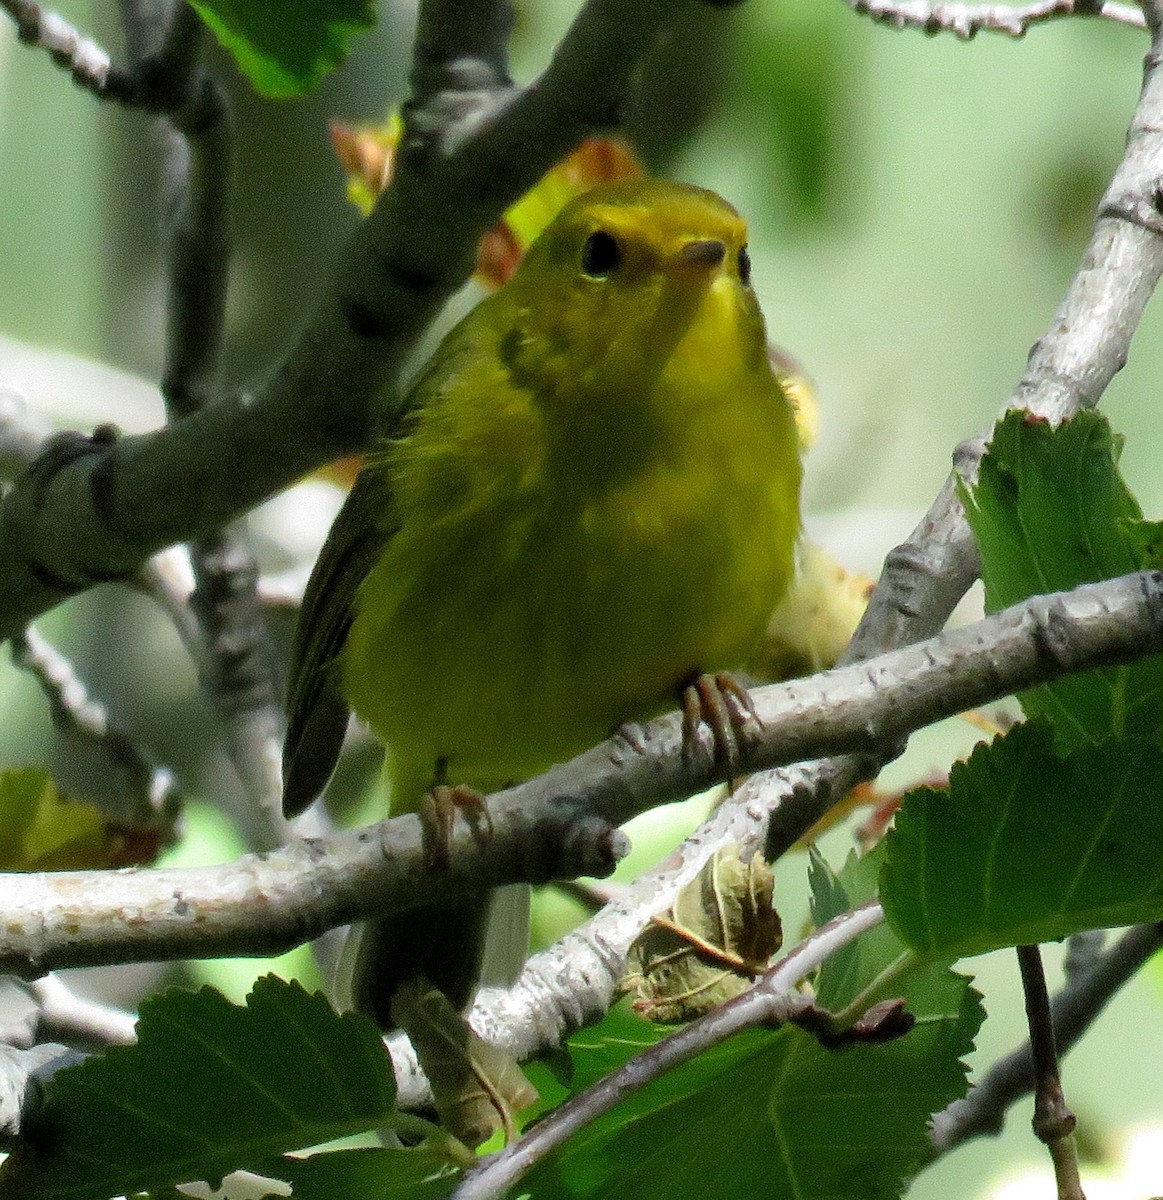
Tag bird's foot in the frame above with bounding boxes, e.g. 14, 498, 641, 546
681, 671, 760, 782
420, 784, 492, 868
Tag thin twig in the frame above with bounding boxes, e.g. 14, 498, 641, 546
139, 547, 335, 846
1016, 945, 1085, 1200
453, 903, 885, 1200
844, 0, 1144, 38
1, 0, 210, 106
0, 0, 137, 101
9, 627, 182, 836
25, 976, 137, 1049
930, 922, 1163, 1153
188, 528, 288, 844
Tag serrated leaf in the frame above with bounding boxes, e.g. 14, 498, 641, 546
881, 722, 1163, 958
187, 0, 375, 98
963, 410, 1163, 749
262, 1146, 461, 1198
521, 973, 981, 1200
622, 846, 782, 1022
0, 977, 396, 1200
0, 768, 117, 871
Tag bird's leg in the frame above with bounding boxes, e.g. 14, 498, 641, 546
420, 757, 492, 868
680, 671, 761, 781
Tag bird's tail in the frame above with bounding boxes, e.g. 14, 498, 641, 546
340, 883, 530, 1027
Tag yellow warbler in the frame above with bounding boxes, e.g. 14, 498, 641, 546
282, 178, 802, 1024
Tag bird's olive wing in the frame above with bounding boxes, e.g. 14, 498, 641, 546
282, 465, 396, 816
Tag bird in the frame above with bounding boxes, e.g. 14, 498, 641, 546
281, 176, 802, 1037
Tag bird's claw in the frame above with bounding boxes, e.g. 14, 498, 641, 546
420, 784, 492, 868
681, 672, 760, 781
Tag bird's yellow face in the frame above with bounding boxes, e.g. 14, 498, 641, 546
499, 180, 767, 411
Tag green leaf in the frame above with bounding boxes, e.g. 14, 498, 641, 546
809, 842, 914, 1011
881, 722, 1163, 958
1120, 516, 1163, 568
521, 977, 981, 1200
0, 767, 115, 871
0, 977, 396, 1200
263, 1146, 461, 1198
186, 0, 375, 98
962, 409, 1163, 749
521, 1004, 660, 1132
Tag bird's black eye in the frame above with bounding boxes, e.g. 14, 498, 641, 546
738, 245, 752, 286
581, 230, 622, 278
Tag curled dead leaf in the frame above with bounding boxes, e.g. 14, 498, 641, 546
621, 845, 782, 1023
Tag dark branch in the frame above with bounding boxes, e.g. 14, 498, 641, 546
930, 923, 1163, 1153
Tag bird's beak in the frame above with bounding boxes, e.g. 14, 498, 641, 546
675, 239, 727, 271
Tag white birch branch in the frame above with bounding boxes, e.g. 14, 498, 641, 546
843, 0, 1144, 37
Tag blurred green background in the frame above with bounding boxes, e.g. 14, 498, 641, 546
1, 0, 1161, 1195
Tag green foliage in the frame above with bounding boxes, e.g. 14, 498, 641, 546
809, 842, 898, 1011
737, 0, 856, 228
884, 411, 1163, 959
261, 1145, 461, 1198
516, 849, 982, 1199
187, 0, 375, 97
962, 409, 1163, 749
0, 768, 115, 871
881, 722, 1163, 957
0, 977, 398, 1200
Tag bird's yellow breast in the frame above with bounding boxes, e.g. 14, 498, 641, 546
341, 269, 800, 807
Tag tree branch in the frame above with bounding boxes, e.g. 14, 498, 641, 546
424, 571, 1163, 1093
442, 756, 873, 1107
121, 0, 289, 846
1016, 945, 1084, 1200
0, 0, 136, 102
1, 0, 213, 107
765, 4, 1163, 866
9, 627, 183, 835
847, 5, 1163, 666
843, 0, 1144, 38
0, 572, 1155, 978
929, 922, 1163, 1153
23, 976, 137, 1051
